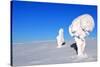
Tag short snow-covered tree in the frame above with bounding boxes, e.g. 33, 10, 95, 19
56, 28, 65, 48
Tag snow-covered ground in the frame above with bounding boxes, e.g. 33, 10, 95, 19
12, 39, 97, 66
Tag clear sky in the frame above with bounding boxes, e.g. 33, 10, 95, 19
11, 1, 97, 43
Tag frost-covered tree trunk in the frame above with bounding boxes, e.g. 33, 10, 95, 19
69, 14, 95, 57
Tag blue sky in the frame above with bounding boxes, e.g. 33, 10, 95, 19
11, 1, 97, 43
